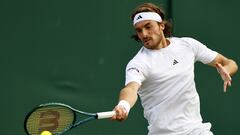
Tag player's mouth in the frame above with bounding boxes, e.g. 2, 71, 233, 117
143, 38, 151, 43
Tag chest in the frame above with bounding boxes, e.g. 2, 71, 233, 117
147, 46, 195, 81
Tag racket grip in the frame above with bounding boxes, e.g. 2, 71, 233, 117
97, 111, 116, 119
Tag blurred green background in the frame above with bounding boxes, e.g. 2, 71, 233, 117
0, 0, 239, 134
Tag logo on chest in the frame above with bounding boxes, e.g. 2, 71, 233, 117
173, 59, 179, 65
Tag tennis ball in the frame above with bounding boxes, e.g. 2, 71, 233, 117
41, 131, 52, 135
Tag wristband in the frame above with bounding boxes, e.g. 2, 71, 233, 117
118, 100, 131, 113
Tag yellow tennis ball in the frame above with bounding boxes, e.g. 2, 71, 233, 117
41, 131, 52, 135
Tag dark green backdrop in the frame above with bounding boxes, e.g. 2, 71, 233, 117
0, 0, 239, 134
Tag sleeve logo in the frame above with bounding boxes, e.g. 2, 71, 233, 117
127, 67, 140, 73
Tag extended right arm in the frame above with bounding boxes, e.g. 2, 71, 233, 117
111, 81, 140, 121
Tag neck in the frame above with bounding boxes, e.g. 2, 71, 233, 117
156, 33, 170, 50
160, 38, 168, 48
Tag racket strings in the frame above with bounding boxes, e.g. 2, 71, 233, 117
26, 106, 75, 135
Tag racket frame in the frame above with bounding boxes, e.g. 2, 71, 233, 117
24, 102, 115, 135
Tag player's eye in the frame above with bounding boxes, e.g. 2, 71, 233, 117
145, 25, 152, 30
136, 29, 142, 33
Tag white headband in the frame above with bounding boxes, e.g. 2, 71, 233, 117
133, 12, 162, 25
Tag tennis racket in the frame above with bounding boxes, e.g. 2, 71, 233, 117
24, 102, 116, 135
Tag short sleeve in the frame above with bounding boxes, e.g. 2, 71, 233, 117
182, 37, 218, 64
125, 60, 147, 86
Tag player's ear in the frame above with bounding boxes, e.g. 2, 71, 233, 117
159, 22, 165, 31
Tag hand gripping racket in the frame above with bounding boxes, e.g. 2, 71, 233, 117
24, 102, 116, 135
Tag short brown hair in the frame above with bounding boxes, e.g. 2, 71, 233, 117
131, 3, 173, 42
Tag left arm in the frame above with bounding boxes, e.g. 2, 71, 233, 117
208, 53, 238, 92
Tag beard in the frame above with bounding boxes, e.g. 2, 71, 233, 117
142, 37, 161, 50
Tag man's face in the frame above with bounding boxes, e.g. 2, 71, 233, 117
134, 20, 164, 49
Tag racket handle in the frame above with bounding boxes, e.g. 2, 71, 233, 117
97, 111, 116, 119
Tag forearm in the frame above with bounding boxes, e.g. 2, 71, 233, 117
209, 54, 238, 76
111, 82, 140, 121
119, 86, 138, 108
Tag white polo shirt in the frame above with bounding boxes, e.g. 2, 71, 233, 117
125, 37, 218, 135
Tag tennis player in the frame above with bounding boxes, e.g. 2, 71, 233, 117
111, 3, 238, 135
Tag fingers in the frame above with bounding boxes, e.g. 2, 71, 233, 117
223, 80, 232, 93
216, 63, 225, 75
228, 80, 232, 86
216, 63, 232, 92
222, 71, 232, 92
216, 63, 223, 73
216, 63, 232, 80
111, 106, 128, 122
224, 81, 228, 93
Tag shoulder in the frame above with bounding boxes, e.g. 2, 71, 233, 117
170, 37, 206, 51
170, 37, 201, 46
129, 47, 149, 63
127, 47, 150, 70
179, 37, 199, 42
180, 37, 204, 46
